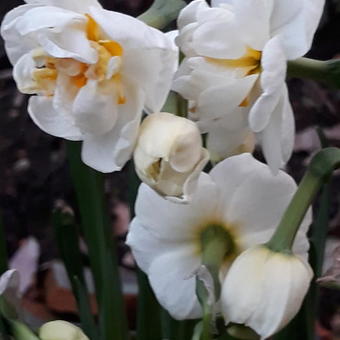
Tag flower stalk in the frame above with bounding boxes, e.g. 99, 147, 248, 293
267, 147, 340, 252
288, 58, 340, 88
138, 0, 186, 29
196, 225, 233, 340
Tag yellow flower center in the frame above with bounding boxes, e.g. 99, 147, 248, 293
31, 14, 126, 104
206, 47, 262, 107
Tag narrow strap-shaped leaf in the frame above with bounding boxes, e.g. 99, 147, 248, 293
136, 271, 162, 340
9, 320, 40, 340
66, 141, 128, 340
53, 209, 99, 340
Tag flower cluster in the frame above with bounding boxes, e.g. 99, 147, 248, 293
1, 0, 326, 338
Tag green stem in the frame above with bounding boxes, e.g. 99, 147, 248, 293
66, 141, 128, 340
138, 0, 186, 29
196, 225, 234, 340
268, 147, 340, 252
287, 57, 340, 88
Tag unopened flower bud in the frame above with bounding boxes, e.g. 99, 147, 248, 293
39, 321, 89, 340
134, 112, 209, 202
221, 246, 313, 339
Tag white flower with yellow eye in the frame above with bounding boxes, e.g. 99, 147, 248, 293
127, 153, 311, 320
134, 112, 209, 202
173, 0, 324, 173
1, 0, 178, 172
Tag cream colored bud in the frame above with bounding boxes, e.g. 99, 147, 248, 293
222, 246, 313, 339
39, 321, 89, 340
134, 112, 209, 202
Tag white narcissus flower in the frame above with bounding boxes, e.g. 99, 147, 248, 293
134, 112, 209, 202
126, 153, 311, 320
222, 246, 313, 339
39, 321, 89, 340
1, 0, 178, 173
173, 0, 325, 173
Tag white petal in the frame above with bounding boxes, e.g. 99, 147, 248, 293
25, 0, 102, 13
207, 114, 254, 162
271, 0, 325, 59
248, 253, 313, 338
28, 96, 83, 140
249, 37, 287, 132
197, 74, 258, 123
127, 219, 202, 319
192, 17, 246, 59
124, 47, 178, 114
177, 0, 208, 29
148, 247, 202, 320
134, 173, 218, 242
209, 154, 308, 251
260, 85, 294, 174
16, 7, 96, 63
12, 52, 36, 94
1, 4, 39, 64
72, 80, 118, 136
81, 81, 144, 173
89, 7, 178, 113
233, 0, 272, 51
211, 0, 233, 7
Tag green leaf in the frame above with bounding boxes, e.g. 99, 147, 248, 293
66, 141, 128, 340
136, 271, 162, 340
53, 208, 99, 340
9, 320, 40, 340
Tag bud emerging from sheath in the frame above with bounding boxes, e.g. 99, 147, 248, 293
39, 321, 89, 340
134, 112, 209, 202
221, 246, 313, 339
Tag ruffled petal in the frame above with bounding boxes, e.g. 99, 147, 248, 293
12, 52, 37, 94
127, 219, 202, 320
81, 81, 144, 173
134, 173, 218, 242
270, 0, 325, 59
15, 6, 97, 63
28, 96, 83, 140
24, 0, 102, 13
177, 0, 208, 29
1, 4, 39, 64
72, 80, 118, 136
249, 36, 287, 132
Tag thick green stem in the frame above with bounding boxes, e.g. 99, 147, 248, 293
196, 225, 234, 340
268, 147, 340, 252
66, 141, 128, 340
138, 0, 186, 29
287, 58, 340, 88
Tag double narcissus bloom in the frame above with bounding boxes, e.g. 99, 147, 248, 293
134, 112, 209, 202
173, 0, 325, 172
1, 0, 178, 172
222, 246, 313, 339
127, 153, 311, 320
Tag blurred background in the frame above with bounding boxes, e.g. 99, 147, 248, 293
0, 0, 340, 339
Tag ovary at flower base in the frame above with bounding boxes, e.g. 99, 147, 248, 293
126, 153, 311, 320
134, 112, 209, 202
173, 0, 325, 173
1, 0, 178, 172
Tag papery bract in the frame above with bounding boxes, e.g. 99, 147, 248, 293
222, 246, 313, 339
1, 0, 178, 172
134, 112, 209, 202
40, 321, 89, 340
173, 0, 325, 173
126, 153, 311, 319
